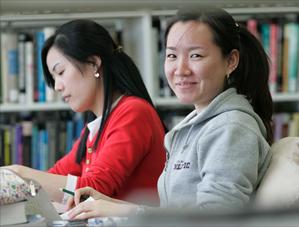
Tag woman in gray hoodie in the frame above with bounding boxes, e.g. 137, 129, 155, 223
66, 5, 273, 218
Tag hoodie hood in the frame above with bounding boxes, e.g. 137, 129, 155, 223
165, 88, 267, 152
173, 88, 266, 136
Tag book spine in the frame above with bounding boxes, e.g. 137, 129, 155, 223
22, 121, 32, 167
282, 23, 289, 93
287, 23, 299, 92
31, 124, 39, 169
35, 31, 46, 102
3, 33, 19, 103
39, 129, 48, 170
4, 127, 11, 165
66, 120, 74, 153
261, 22, 270, 56
269, 22, 278, 94
46, 121, 57, 167
247, 18, 260, 40
15, 124, 23, 164
25, 38, 34, 104
11, 126, 17, 164
276, 21, 284, 93
18, 33, 27, 103
43, 27, 56, 102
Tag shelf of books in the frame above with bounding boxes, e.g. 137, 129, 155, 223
0, 111, 85, 169
0, 102, 69, 112
0, 4, 299, 168
0, 11, 153, 103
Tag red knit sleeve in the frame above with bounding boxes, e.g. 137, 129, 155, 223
75, 97, 165, 197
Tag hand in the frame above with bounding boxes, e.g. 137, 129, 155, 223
67, 199, 137, 219
66, 186, 112, 211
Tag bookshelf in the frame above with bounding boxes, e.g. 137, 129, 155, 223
0, 102, 69, 112
1, 5, 299, 109
0, 93, 298, 112
1, 2, 299, 168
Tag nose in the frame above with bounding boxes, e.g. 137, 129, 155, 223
175, 57, 191, 76
54, 78, 63, 92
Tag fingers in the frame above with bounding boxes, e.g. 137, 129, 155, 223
68, 201, 94, 220
67, 198, 131, 219
65, 196, 75, 211
67, 202, 85, 219
74, 190, 82, 206
73, 210, 96, 220
74, 187, 96, 205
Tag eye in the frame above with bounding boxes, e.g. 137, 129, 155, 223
190, 53, 202, 58
58, 70, 65, 76
166, 53, 176, 59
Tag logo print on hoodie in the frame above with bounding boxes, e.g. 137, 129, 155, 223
173, 160, 190, 170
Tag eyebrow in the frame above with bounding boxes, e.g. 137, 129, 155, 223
51, 62, 60, 73
166, 46, 204, 51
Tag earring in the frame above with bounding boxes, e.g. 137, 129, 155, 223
94, 72, 100, 78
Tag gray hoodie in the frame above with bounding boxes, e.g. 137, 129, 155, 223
158, 88, 272, 211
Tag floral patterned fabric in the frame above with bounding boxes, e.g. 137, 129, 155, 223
0, 168, 31, 205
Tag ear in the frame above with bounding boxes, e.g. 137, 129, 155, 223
94, 55, 102, 70
88, 55, 102, 72
226, 49, 239, 75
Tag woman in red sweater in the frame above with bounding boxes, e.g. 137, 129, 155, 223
4, 19, 166, 205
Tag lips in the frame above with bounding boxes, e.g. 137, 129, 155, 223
63, 95, 71, 102
175, 81, 197, 87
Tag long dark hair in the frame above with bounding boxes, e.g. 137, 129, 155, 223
165, 7, 273, 144
42, 19, 165, 163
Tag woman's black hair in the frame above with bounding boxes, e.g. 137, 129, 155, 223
42, 19, 166, 163
164, 6, 273, 144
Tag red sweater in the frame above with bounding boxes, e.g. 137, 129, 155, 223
48, 96, 165, 204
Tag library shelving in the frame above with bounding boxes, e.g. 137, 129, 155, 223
1, 2, 299, 168
1, 5, 299, 109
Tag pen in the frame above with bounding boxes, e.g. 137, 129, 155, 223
59, 187, 75, 196
59, 188, 89, 202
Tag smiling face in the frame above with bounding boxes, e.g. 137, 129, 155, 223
164, 21, 233, 111
46, 47, 104, 116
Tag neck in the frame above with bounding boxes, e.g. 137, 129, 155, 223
92, 89, 124, 117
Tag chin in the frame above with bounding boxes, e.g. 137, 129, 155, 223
177, 97, 194, 105
69, 105, 83, 113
